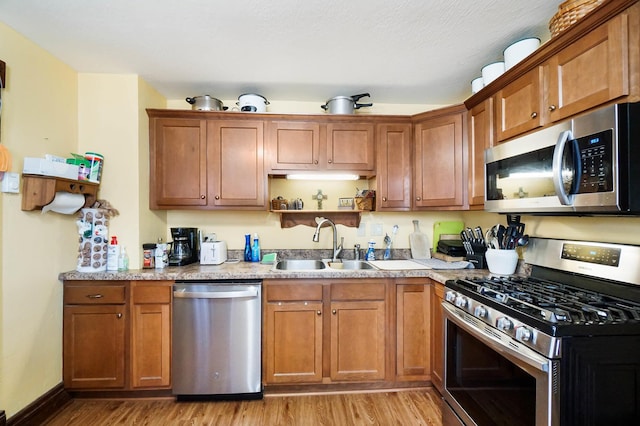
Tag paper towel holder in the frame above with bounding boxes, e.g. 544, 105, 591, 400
21, 174, 99, 211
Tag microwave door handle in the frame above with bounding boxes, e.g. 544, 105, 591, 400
552, 130, 575, 206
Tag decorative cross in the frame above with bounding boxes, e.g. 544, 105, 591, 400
312, 189, 328, 210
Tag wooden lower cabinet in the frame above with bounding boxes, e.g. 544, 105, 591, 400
130, 282, 172, 388
395, 281, 431, 381
63, 303, 126, 389
265, 300, 324, 383
63, 280, 172, 391
264, 279, 387, 386
330, 299, 386, 381
430, 281, 445, 393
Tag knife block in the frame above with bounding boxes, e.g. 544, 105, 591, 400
465, 244, 487, 269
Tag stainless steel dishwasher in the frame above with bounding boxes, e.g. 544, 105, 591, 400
172, 280, 262, 400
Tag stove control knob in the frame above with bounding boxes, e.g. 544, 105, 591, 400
455, 295, 469, 309
516, 326, 532, 342
445, 291, 457, 303
496, 317, 514, 331
473, 305, 487, 319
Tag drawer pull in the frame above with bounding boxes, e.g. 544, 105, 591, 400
201, 195, 206, 199
530, 112, 538, 119
382, 197, 387, 202
549, 105, 557, 112
86, 294, 103, 299
332, 309, 337, 315
317, 310, 322, 316
117, 313, 122, 319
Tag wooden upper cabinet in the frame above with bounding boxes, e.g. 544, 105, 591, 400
150, 118, 207, 208
413, 106, 465, 209
207, 120, 266, 209
266, 119, 374, 173
267, 121, 322, 171
546, 12, 630, 123
468, 98, 493, 207
376, 122, 412, 211
325, 123, 375, 171
495, 66, 544, 142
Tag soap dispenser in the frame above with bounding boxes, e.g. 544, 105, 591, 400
251, 233, 261, 262
366, 240, 376, 261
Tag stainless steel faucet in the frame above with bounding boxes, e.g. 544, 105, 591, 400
312, 217, 343, 261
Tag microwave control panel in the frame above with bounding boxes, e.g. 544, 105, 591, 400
576, 129, 613, 193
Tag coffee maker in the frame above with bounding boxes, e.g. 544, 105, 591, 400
168, 227, 199, 266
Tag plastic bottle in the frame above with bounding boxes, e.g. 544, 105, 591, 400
366, 240, 376, 261
251, 233, 261, 262
107, 236, 120, 271
118, 246, 129, 271
244, 234, 252, 262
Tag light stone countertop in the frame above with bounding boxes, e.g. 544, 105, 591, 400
59, 258, 528, 285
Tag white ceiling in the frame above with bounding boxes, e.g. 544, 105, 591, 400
0, 0, 561, 105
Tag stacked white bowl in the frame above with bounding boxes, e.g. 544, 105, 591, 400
471, 37, 541, 95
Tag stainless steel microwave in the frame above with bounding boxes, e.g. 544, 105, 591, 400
485, 102, 640, 214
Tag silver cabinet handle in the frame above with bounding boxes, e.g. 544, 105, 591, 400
416, 196, 422, 201
328, 159, 332, 164
531, 112, 538, 119
332, 309, 337, 315
214, 195, 220, 200
317, 310, 322, 316
86, 294, 103, 299
549, 105, 557, 112
116, 313, 122, 319
200, 195, 206, 199
382, 197, 387, 202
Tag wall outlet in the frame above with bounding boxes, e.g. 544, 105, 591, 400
0, 172, 19, 193
371, 223, 383, 237
357, 222, 366, 237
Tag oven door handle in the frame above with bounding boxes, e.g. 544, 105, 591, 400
443, 303, 551, 373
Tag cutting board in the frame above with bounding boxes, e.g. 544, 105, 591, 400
368, 260, 432, 270
432, 221, 464, 252
409, 220, 431, 259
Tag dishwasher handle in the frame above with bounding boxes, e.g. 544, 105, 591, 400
174, 288, 259, 299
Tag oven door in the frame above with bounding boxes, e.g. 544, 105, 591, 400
442, 303, 559, 426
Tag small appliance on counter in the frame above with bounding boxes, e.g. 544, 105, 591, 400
168, 227, 199, 266
199, 233, 227, 265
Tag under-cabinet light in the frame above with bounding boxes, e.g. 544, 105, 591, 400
286, 173, 360, 181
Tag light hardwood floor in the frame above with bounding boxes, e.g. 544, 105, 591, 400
44, 389, 443, 425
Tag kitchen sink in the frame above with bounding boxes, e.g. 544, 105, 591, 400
327, 260, 377, 270
273, 259, 326, 270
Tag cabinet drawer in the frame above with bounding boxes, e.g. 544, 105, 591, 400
132, 284, 172, 304
64, 285, 126, 304
266, 283, 323, 302
330, 282, 386, 301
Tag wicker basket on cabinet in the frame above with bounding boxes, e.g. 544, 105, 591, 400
549, 0, 605, 37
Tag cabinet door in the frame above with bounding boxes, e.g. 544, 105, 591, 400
207, 120, 266, 208
376, 123, 412, 210
131, 284, 171, 388
546, 13, 629, 123
63, 305, 126, 389
330, 300, 385, 381
264, 301, 323, 384
430, 282, 445, 393
495, 67, 544, 142
468, 99, 493, 207
326, 123, 375, 171
414, 111, 464, 208
150, 118, 207, 207
267, 121, 322, 171
396, 284, 431, 381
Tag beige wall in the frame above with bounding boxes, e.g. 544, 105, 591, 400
0, 22, 78, 418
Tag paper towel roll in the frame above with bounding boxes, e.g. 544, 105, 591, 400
42, 191, 85, 214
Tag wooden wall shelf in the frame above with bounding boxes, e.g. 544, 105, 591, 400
21, 175, 99, 211
273, 210, 362, 228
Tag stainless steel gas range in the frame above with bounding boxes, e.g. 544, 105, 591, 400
442, 237, 640, 426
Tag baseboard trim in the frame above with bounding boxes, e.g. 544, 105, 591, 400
7, 383, 71, 426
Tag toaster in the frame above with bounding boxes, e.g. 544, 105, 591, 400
200, 241, 227, 265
